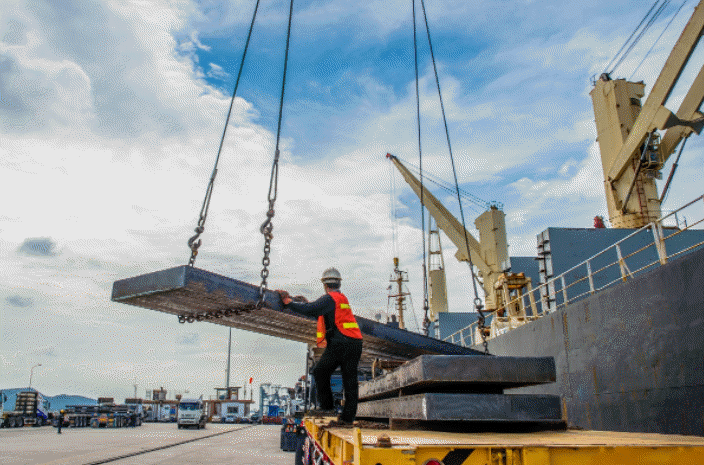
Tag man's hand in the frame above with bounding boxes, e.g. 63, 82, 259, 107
275, 289, 292, 305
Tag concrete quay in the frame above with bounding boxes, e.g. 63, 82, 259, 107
0, 423, 293, 465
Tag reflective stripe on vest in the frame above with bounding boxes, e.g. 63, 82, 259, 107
329, 292, 363, 339
316, 316, 327, 348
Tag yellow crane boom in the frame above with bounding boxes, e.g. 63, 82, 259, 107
386, 153, 509, 310
591, 0, 704, 228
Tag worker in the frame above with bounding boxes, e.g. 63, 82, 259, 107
57, 410, 65, 434
277, 268, 363, 425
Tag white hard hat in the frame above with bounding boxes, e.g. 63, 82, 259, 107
321, 267, 342, 283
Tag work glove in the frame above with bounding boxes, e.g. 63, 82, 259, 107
275, 289, 292, 305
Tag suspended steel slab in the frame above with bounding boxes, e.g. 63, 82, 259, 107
111, 265, 482, 361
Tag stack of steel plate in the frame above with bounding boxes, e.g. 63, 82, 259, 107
111, 266, 482, 361
357, 355, 564, 426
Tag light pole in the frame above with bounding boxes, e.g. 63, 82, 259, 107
29, 364, 42, 390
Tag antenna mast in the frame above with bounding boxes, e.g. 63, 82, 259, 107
388, 257, 410, 330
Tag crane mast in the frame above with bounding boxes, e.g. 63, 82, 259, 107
428, 228, 448, 323
388, 257, 409, 330
386, 153, 510, 311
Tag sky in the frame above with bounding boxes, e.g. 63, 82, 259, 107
1, 0, 703, 405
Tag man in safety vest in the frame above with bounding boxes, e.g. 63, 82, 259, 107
277, 268, 363, 424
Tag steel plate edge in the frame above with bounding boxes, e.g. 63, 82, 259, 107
111, 265, 189, 301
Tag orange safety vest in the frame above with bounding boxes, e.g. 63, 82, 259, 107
316, 292, 362, 347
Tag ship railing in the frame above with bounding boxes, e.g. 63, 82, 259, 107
444, 194, 704, 348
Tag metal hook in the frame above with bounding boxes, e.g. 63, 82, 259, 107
188, 226, 205, 251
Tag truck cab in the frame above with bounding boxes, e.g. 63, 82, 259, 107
177, 398, 206, 429
221, 402, 244, 423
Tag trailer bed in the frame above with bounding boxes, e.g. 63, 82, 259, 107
303, 417, 704, 464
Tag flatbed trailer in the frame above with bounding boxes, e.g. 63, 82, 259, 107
302, 417, 704, 465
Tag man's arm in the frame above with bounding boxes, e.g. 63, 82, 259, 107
283, 294, 334, 318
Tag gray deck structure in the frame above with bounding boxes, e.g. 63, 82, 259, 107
483, 243, 704, 435
111, 265, 482, 361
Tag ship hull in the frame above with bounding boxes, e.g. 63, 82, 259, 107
477, 245, 704, 436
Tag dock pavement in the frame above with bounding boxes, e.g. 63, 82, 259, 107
0, 423, 293, 465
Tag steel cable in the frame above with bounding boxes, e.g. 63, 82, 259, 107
187, 0, 263, 266
412, 0, 432, 334
603, 0, 664, 75
611, 0, 671, 75
630, 0, 688, 80
256, 0, 295, 309
419, 0, 488, 351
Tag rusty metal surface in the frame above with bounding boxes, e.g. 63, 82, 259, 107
111, 266, 482, 361
356, 393, 563, 423
359, 355, 556, 400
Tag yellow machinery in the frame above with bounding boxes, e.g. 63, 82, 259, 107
302, 417, 704, 465
427, 228, 449, 322
591, 0, 704, 228
387, 154, 511, 311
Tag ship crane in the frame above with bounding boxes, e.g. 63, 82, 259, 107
386, 153, 524, 313
591, 0, 704, 228
427, 226, 449, 337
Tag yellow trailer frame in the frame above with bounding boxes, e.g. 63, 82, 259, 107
303, 417, 704, 465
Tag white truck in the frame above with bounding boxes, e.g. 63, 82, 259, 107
176, 398, 206, 429
221, 402, 245, 423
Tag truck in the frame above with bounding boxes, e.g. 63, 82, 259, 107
1, 391, 50, 428
297, 352, 704, 464
177, 398, 206, 429
221, 401, 245, 424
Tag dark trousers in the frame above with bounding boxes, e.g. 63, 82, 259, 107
312, 336, 363, 423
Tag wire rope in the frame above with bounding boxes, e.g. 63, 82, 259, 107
389, 162, 400, 259
187, 0, 262, 266
412, 0, 431, 328
397, 155, 500, 211
660, 136, 688, 203
256, 0, 295, 308
630, 0, 688, 80
419, 0, 487, 351
611, 0, 671, 74
603, 0, 664, 75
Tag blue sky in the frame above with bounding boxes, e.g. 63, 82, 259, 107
1, 0, 703, 403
